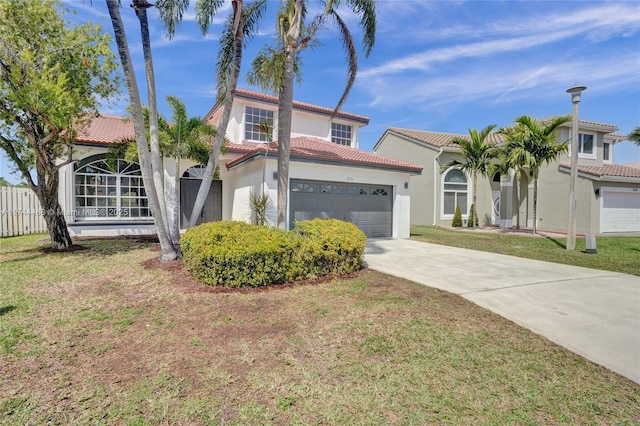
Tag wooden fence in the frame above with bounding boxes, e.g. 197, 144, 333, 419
0, 186, 48, 237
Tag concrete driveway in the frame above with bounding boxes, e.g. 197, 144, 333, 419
364, 238, 640, 384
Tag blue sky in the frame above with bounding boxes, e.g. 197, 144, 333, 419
2, 0, 639, 184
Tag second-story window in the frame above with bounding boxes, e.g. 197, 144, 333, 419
578, 133, 594, 156
331, 122, 352, 146
245, 106, 274, 142
603, 142, 611, 163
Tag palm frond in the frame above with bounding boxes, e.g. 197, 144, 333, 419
155, 0, 191, 39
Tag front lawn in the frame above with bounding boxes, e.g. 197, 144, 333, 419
1, 235, 639, 424
411, 225, 640, 276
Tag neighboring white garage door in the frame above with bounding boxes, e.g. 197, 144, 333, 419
290, 179, 393, 237
601, 188, 640, 233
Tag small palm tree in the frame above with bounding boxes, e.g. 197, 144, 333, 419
628, 126, 640, 146
440, 124, 498, 229
500, 115, 571, 234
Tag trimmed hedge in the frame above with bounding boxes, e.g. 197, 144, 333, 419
180, 219, 366, 288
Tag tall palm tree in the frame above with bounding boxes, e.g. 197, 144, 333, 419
156, 0, 266, 228
131, 0, 170, 237
106, 0, 177, 261
500, 115, 571, 234
249, 0, 376, 229
628, 126, 640, 146
440, 125, 498, 229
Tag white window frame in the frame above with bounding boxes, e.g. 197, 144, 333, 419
331, 122, 352, 146
74, 155, 150, 221
569, 131, 596, 160
440, 167, 469, 219
244, 106, 274, 142
603, 141, 612, 164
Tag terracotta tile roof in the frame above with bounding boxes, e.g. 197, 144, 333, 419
560, 163, 640, 179
76, 114, 134, 145
206, 88, 370, 124
226, 137, 423, 173
385, 127, 505, 148
624, 161, 640, 170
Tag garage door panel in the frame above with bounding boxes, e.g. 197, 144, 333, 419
601, 190, 640, 233
291, 179, 393, 238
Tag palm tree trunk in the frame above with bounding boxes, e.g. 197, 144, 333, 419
172, 153, 181, 243
187, 0, 244, 229
532, 171, 538, 234
276, 47, 294, 230
134, 1, 170, 240
515, 170, 521, 230
107, 0, 177, 261
472, 172, 477, 229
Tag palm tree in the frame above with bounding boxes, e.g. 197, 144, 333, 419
131, 0, 170, 237
160, 95, 216, 241
440, 125, 498, 229
494, 146, 528, 230
628, 126, 640, 146
106, 0, 177, 261
500, 115, 571, 234
249, 0, 376, 229
156, 0, 266, 229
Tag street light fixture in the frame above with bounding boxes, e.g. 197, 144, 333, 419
566, 85, 586, 251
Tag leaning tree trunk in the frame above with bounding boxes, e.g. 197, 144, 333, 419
187, 0, 244, 228
107, 0, 177, 261
35, 165, 72, 250
134, 0, 170, 240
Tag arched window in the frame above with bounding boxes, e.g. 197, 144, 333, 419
442, 168, 468, 216
74, 155, 150, 220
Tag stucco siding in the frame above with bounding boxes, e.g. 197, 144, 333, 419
375, 133, 435, 226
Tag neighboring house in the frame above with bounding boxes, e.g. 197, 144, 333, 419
374, 120, 640, 234
57, 89, 422, 238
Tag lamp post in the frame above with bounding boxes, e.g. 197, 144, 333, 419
566, 85, 586, 251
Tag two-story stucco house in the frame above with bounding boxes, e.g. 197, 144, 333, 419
374, 119, 640, 234
57, 89, 422, 238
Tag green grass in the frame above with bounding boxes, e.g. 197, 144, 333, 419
0, 234, 639, 425
411, 225, 640, 275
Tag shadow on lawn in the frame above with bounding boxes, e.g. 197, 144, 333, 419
2, 236, 161, 263
0, 305, 16, 316
544, 236, 566, 250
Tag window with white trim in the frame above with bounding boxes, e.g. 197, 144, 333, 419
244, 106, 274, 141
603, 142, 611, 164
442, 168, 468, 216
331, 122, 352, 146
74, 155, 150, 220
578, 133, 594, 156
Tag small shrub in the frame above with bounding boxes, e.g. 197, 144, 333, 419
249, 189, 271, 226
468, 204, 479, 228
294, 218, 366, 277
181, 219, 366, 287
452, 205, 463, 227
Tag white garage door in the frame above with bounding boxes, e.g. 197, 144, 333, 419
601, 188, 640, 233
290, 179, 393, 237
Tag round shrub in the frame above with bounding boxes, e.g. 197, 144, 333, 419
294, 218, 366, 276
181, 221, 303, 287
181, 219, 366, 288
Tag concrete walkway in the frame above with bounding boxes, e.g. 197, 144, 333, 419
364, 238, 640, 384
